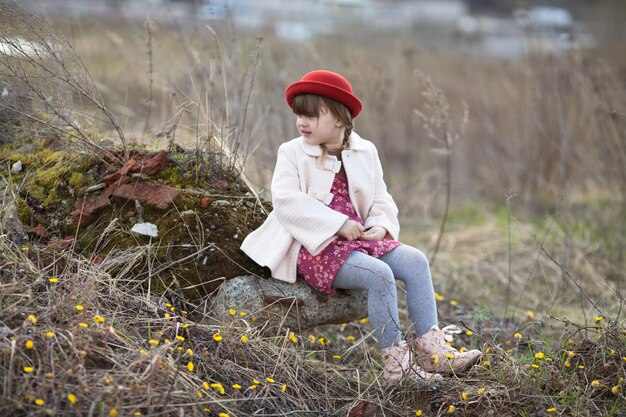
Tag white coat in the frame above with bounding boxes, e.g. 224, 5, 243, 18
240, 131, 400, 283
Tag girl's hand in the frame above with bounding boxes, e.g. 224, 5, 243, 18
360, 227, 387, 241
337, 219, 365, 241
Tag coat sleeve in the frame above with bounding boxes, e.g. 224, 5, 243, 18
363, 143, 400, 239
271, 143, 348, 255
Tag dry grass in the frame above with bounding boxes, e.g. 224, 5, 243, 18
0, 231, 624, 416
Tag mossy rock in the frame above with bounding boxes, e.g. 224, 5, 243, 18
0, 138, 272, 304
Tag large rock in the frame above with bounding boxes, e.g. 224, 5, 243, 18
212, 275, 367, 331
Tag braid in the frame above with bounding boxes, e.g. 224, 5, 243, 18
343, 121, 353, 149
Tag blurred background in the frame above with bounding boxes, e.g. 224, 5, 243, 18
6, 0, 625, 319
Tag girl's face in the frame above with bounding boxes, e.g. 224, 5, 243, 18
296, 106, 344, 150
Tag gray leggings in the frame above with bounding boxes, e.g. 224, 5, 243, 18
332, 245, 438, 348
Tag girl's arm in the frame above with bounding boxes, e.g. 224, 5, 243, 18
271, 144, 348, 255
363, 143, 400, 240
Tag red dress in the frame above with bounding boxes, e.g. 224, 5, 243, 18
297, 168, 401, 295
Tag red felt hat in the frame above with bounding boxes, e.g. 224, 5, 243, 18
285, 70, 363, 118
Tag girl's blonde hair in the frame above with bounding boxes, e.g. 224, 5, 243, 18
291, 94, 353, 159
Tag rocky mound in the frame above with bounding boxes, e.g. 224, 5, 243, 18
1, 136, 271, 305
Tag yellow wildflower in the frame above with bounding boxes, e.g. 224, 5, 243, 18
203, 408, 210, 413
239, 311, 246, 317
450, 300, 458, 306
139, 349, 147, 355
591, 380, 601, 387
241, 335, 248, 343
182, 311, 188, 315
196, 391, 203, 398
526, 311, 535, 319
546, 408, 556, 413
578, 365, 585, 369
249, 385, 258, 390
233, 384, 241, 390
45, 331, 54, 338
203, 382, 210, 390
148, 339, 159, 346
308, 335, 316, 343
166, 303, 172, 308
25, 340, 34, 349
535, 352, 545, 360
218, 413, 230, 417
461, 392, 468, 401
21, 246, 29, 251
135, 413, 142, 416
359, 318, 369, 324
347, 335, 356, 343
253, 379, 261, 385
333, 355, 341, 360
465, 330, 473, 336
318, 337, 326, 346
93, 316, 105, 324
594, 316, 603, 323
266, 377, 275, 383
477, 388, 486, 395
609, 349, 616, 356
28, 314, 37, 324
564, 361, 571, 367
75, 305, 84, 312
445, 353, 454, 360
24, 366, 34, 373
164, 313, 170, 319
48, 278, 58, 284
289, 335, 298, 343
35, 399, 44, 406
175, 335, 185, 342
103, 375, 113, 383
186, 348, 193, 356
448, 405, 455, 413
182, 323, 190, 329
170, 307, 175, 312
67, 393, 77, 405
532, 364, 539, 369
416, 411, 423, 417
187, 361, 194, 372
78, 323, 88, 328
229, 309, 236, 316
213, 333, 222, 342
432, 354, 439, 364
612, 386, 620, 395
435, 292, 444, 301
109, 409, 118, 417
514, 333, 522, 341
504, 339, 511, 346
281, 385, 287, 392
459, 347, 467, 353
567, 351, 575, 358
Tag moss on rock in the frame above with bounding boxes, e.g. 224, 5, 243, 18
0, 140, 271, 304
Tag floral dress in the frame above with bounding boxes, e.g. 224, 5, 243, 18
297, 167, 401, 295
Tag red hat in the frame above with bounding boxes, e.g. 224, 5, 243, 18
285, 70, 363, 118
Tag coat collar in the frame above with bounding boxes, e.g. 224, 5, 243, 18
300, 131, 368, 157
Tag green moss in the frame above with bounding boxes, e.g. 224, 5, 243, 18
16, 198, 31, 225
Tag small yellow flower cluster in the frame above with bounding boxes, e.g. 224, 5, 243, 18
213, 333, 223, 342
288, 331, 298, 344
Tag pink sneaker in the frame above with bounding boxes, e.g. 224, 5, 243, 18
415, 325, 482, 373
381, 341, 443, 384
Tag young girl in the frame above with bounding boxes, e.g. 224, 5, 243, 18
241, 70, 481, 383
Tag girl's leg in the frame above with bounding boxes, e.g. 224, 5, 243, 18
379, 245, 438, 336
332, 251, 402, 348
381, 245, 482, 372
